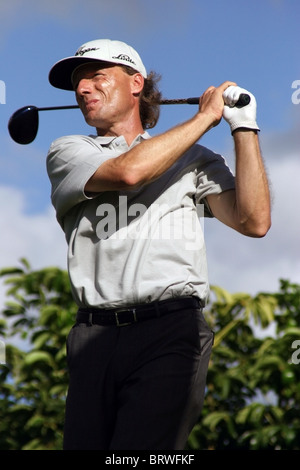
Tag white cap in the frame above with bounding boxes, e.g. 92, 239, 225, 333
49, 39, 147, 90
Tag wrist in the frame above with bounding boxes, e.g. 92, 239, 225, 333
197, 110, 221, 132
232, 128, 260, 148
232, 127, 259, 135
230, 121, 260, 135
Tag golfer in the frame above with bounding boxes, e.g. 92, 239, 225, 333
47, 39, 271, 450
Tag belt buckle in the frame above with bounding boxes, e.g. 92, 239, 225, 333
115, 308, 137, 327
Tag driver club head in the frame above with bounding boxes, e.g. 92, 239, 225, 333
8, 105, 39, 145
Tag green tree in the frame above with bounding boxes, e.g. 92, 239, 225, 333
0, 258, 76, 450
188, 280, 300, 450
0, 259, 299, 450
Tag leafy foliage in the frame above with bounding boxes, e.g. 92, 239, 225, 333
188, 281, 300, 450
0, 259, 77, 450
0, 259, 299, 450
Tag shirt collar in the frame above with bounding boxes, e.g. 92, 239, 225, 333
89, 131, 151, 147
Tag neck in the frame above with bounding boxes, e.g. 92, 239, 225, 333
97, 122, 144, 146
96, 109, 144, 146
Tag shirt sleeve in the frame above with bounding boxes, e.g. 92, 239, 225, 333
46, 135, 112, 224
193, 145, 235, 216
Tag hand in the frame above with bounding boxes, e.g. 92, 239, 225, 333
222, 86, 260, 134
199, 81, 237, 129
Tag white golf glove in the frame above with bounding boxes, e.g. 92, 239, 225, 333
222, 86, 260, 134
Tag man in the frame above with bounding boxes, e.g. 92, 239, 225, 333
47, 39, 271, 450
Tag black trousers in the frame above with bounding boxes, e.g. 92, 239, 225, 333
63, 306, 213, 450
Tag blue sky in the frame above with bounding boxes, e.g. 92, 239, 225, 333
0, 0, 299, 309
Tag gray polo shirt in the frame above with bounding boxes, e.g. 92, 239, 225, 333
47, 132, 235, 308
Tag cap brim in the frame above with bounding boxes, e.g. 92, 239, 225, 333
49, 57, 112, 90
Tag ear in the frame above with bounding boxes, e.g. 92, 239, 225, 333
131, 73, 144, 96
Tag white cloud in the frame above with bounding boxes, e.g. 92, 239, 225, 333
204, 146, 300, 295
0, 186, 67, 269
0, 185, 67, 310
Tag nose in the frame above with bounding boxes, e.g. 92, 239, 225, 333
76, 78, 93, 95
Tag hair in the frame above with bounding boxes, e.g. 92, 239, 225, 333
121, 66, 162, 129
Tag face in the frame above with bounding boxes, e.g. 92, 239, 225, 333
72, 63, 143, 132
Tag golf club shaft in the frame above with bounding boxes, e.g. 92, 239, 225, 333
39, 105, 79, 111
37, 100, 198, 111
37, 94, 250, 111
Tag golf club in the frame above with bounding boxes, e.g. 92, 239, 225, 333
8, 94, 250, 145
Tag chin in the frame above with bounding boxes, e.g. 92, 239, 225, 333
84, 115, 98, 127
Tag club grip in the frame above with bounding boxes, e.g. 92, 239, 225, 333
186, 97, 200, 104
235, 93, 250, 108
186, 93, 250, 107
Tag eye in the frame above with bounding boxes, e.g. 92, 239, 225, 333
93, 72, 105, 79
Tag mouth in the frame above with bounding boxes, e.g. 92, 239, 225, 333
84, 99, 100, 111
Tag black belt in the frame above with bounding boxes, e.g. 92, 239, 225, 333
77, 296, 203, 327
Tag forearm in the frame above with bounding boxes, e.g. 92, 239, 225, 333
200, 85, 270, 237
233, 129, 271, 236
85, 111, 214, 192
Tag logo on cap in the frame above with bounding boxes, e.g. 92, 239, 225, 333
75, 46, 100, 57
112, 54, 136, 66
